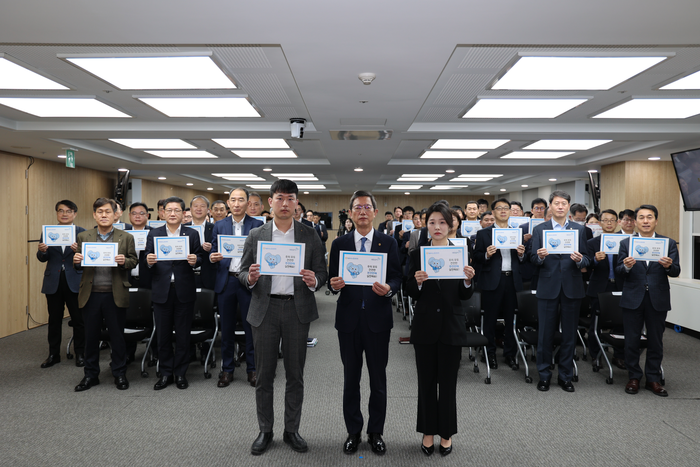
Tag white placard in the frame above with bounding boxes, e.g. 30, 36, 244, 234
43, 225, 75, 247
113, 223, 125, 230
530, 218, 545, 231
81, 242, 118, 267
492, 228, 522, 249
154, 237, 189, 261
630, 237, 669, 262
128, 230, 149, 251
257, 241, 306, 276
391, 221, 402, 231
186, 224, 205, 244
340, 251, 388, 286
461, 221, 481, 237
218, 235, 246, 259
599, 233, 632, 255
508, 216, 529, 229
147, 220, 166, 229
420, 246, 467, 280
252, 216, 267, 225
543, 230, 579, 254
402, 220, 415, 232
449, 237, 467, 246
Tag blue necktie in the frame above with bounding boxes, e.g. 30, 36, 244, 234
607, 254, 615, 280
360, 237, 368, 252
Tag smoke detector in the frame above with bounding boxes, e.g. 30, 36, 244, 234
358, 73, 376, 85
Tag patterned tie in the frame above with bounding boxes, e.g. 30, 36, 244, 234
360, 237, 368, 252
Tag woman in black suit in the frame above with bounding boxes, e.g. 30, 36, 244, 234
406, 202, 475, 457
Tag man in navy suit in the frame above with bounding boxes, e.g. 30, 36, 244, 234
616, 204, 680, 397
328, 190, 402, 456
37, 200, 86, 368
145, 196, 202, 390
210, 187, 264, 388
530, 190, 590, 393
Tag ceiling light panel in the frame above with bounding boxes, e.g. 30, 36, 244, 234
400, 174, 445, 178
492, 56, 666, 90
232, 150, 297, 158
137, 97, 260, 118
501, 151, 574, 159
421, 151, 487, 159
0, 57, 68, 90
144, 150, 217, 158
389, 185, 422, 190
66, 56, 236, 90
213, 138, 289, 148
397, 177, 439, 181
430, 186, 467, 190
524, 140, 611, 150
212, 173, 265, 181
0, 97, 130, 118
431, 139, 509, 150
462, 98, 587, 119
110, 139, 195, 149
593, 99, 700, 119
661, 70, 700, 90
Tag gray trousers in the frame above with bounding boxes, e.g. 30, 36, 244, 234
251, 297, 310, 433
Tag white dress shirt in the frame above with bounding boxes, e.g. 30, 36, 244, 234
228, 217, 245, 273
270, 221, 296, 296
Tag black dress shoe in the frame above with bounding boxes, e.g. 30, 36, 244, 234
75, 354, 85, 367
557, 377, 575, 392
421, 444, 434, 456
154, 375, 174, 390
217, 371, 233, 388
439, 444, 453, 456
175, 375, 188, 390
247, 371, 257, 387
612, 357, 627, 370
283, 431, 308, 453
537, 379, 551, 391
75, 376, 100, 392
343, 433, 361, 454
41, 355, 60, 368
114, 375, 129, 390
504, 355, 518, 370
367, 433, 386, 455
251, 431, 273, 455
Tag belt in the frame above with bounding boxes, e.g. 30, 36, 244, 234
269, 294, 294, 301
501, 271, 512, 276
229, 272, 240, 277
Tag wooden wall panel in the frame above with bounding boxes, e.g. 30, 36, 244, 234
600, 161, 626, 213
136, 180, 219, 219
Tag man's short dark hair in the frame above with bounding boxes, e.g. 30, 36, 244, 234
349, 190, 377, 211
184, 207, 191, 212
510, 201, 523, 210
384, 211, 392, 216
491, 198, 510, 210
531, 198, 548, 209
549, 190, 571, 204
570, 203, 588, 216
190, 195, 210, 208
635, 204, 659, 219
93, 197, 116, 212
270, 179, 298, 198
157, 199, 165, 209
55, 199, 78, 213
600, 209, 618, 219
249, 192, 262, 202
479, 210, 493, 219
231, 187, 250, 200
129, 202, 148, 213
298, 202, 306, 212
163, 196, 186, 211
212, 200, 226, 208
619, 209, 635, 219
465, 201, 478, 209
477, 198, 489, 207
403, 206, 415, 214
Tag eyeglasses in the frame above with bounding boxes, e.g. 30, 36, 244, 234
165, 209, 183, 214
532, 206, 546, 212
352, 205, 374, 212
57, 209, 74, 215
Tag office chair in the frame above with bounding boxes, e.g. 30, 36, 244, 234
462, 291, 492, 384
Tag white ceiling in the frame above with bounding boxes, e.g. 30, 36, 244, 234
2, 1, 700, 195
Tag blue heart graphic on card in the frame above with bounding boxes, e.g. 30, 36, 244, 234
264, 253, 281, 268
497, 235, 507, 244
548, 238, 561, 248
605, 240, 616, 250
464, 226, 473, 234
427, 257, 445, 273
48, 232, 59, 242
346, 262, 363, 278
87, 250, 100, 261
222, 243, 234, 253
635, 245, 649, 256
160, 244, 172, 255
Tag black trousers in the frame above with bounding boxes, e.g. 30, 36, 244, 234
45, 270, 83, 356
537, 293, 580, 382
622, 291, 667, 382
482, 273, 518, 358
414, 342, 461, 439
154, 286, 194, 377
82, 292, 126, 378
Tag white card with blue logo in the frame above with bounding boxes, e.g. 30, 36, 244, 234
392, 221, 402, 231
148, 220, 166, 229
630, 237, 668, 262
186, 224, 205, 244
599, 234, 632, 255
113, 223, 125, 230
81, 242, 117, 267
530, 218, 545, 231
257, 241, 305, 276
492, 228, 522, 249
543, 230, 578, 254
340, 251, 387, 286
508, 216, 529, 229
420, 246, 467, 280
402, 220, 415, 232
43, 225, 75, 247
218, 235, 246, 259
127, 230, 149, 251
461, 221, 481, 237
252, 216, 267, 225
449, 238, 467, 246
154, 237, 189, 261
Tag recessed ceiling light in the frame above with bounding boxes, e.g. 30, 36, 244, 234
500, 189, 507, 191
263, 168, 272, 172
421, 151, 487, 159
405, 192, 410, 195
501, 151, 574, 159
144, 150, 217, 158
389, 185, 422, 190
117, 168, 129, 172
0, 57, 68, 90
158, 177, 167, 180
186, 183, 194, 186
521, 184, 529, 187
213, 138, 289, 149
110, 139, 195, 149
207, 187, 214, 191
57, 155, 66, 159
484, 192, 490, 195
660, 70, 700, 90
648, 156, 661, 160
304, 191, 309, 194
445, 169, 455, 173
594, 98, 700, 119
524, 140, 611, 151
137, 97, 260, 118
549, 178, 557, 181
492, 56, 666, 90
354, 167, 363, 172
231, 150, 297, 158
431, 139, 509, 150
66, 56, 236, 90
0, 97, 130, 118
462, 98, 587, 119
224, 191, 230, 194
430, 185, 468, 190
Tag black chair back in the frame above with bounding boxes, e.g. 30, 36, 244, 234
192, 288, 216, 328
461, 291, 481, 328
597, 291, 624, 328
515, 290, 539, 328
125, 288, 153, 328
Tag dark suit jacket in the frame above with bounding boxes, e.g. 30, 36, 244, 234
313, 222, 328, 252
239, 220, 328, 326
615, 234, 680, 311
210, 215, 264, 294
586, 235, 622, 298
74, 228, 138, 308
530, 220, 590, 300
473, 225, 524, 291
328, 229, 402, 333
406, 246, 474, 346
144, 225, 202, 304
184, 221, 216, 289
300, 218, 313, 227
37, 226, 86, 294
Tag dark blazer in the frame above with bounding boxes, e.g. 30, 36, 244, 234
210, 215, 264, 294
530, 220, 590, 300
406, 246, 474, 346
329, 229, 402, 333
144, 225, 202, 304
184, 221, 216, 289
473, 225, 524, 292
74, 228, 138, 308
586, 235, 622, 298
615, 235, 680, 311
239, 220, 328, 326
300, 218, 313, 227
37, 226, 86, 294
314, 222, 329, 252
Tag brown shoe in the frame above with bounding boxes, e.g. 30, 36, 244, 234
612, 357, 627, 370
645, 381, 668, 397
247, 371, 257, 387
625, 378, 639, 394
217, 371, 233, 388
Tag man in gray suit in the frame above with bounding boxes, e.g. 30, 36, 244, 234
239, 179, 328, 456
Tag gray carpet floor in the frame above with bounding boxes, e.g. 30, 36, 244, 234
1, 291, 699, 466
